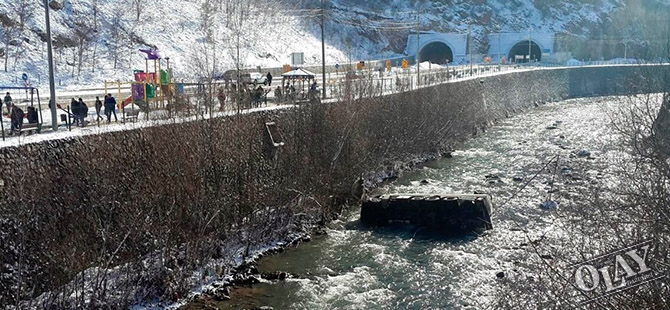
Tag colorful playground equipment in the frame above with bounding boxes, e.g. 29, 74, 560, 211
104, 48, 184, 119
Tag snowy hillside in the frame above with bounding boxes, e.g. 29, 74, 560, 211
0, 0, 668, 90
0, 0, 347, 90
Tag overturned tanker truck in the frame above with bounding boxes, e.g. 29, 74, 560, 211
360, 194, 493, 235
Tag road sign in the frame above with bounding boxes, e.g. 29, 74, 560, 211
385, 60, 391, 71
335, 63, 340, 70
291, 52, 304, 66
21, 73, 28, 81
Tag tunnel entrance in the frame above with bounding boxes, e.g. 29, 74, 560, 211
508, 41, 542, 63
419, 42, 453, 64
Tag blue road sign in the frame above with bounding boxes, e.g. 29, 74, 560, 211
21, 73, 28, 81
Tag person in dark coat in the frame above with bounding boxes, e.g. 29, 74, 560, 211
217, 88, 226, 111
266, 72, 273, 86
10, 104, 24, 135
104, 94, 118, 123
4, 92, 12, 115
70, 98, 80, 126
78, 98, 88, 127
26, 106, 38, 124
94, 96, 103, 121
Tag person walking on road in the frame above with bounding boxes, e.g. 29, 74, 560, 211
78, 98, 88, 127
4, 92, 12, 115
104, 94, 118, 123
267, 72, 273, 86
94, 96, 103, 121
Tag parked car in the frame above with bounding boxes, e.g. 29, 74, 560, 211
249, 72, 268, 85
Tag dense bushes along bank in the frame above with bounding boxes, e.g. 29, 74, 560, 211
1, 65, 669, 307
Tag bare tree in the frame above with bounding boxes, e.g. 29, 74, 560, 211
216, 0, 285, 110
131, 0, 143, 21
107, 5, 127, 70
0, 27, 13, 72
15, 0, 35, 31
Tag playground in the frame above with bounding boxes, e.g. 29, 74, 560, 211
1, 47, 489, 144
1, 86, 44, 141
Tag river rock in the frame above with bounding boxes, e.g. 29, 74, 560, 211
420, 179, 429, 185
512, 177, 523, 182
187, 293, 202, 302
577, 150, 591, 157
262, 271, 288, 281
540, 199, 558, 210
496, 271, 505, 278
313, 227, 327, 235
484, 174, 500, 180
212, 287, 231, 301
232, 275, 261, 286
254, 307, 274, 310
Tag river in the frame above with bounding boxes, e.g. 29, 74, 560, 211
185, 95, 628, 309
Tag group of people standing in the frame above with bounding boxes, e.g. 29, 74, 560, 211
1, 91, 121, 135
2, 92, 39, 135
2, 92, 23, 135
67, 94, 118, 127
69, 98, 89, 127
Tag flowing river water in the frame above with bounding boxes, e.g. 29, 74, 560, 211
185, 96, 629, 309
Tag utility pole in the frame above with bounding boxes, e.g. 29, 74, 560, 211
498, 30, 502, 64
528, 26, 533, 64
468, 25, 473, 75
416, 7, 420, 88
624, 42, 627, 59
321, 0, 326, 99
44, 0, 57, 131
236, 29, 240, 113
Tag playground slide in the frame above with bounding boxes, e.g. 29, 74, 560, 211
119, 96, 133, 110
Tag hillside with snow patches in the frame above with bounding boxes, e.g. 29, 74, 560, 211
0, 0, 666, 90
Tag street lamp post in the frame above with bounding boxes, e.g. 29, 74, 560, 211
321, 0, 326, 100
416, 7, 421, 88
44, 0, 57, 130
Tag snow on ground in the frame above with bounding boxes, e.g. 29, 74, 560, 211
0, 0, 633, 95
0, 0, 348, 93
